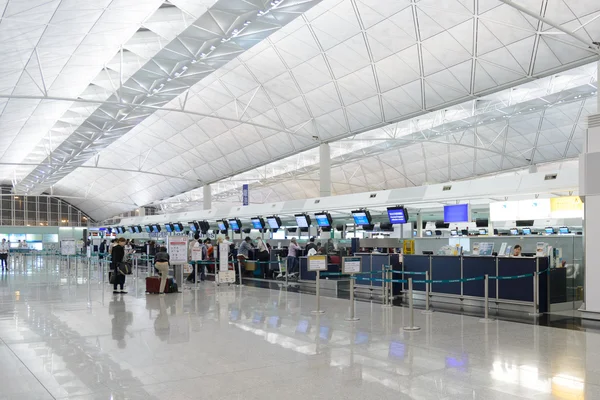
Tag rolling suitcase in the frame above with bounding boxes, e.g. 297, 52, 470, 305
146, 276, 177, 294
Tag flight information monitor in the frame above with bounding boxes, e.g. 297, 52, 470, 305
229, 219, 241, 230
444, 204, 470, 223
351, 210, 372, 226
251, 218, 264, 229
173, 223, 184, 233
217, 220, 227, 231
295, 214, 310, 228
314, 212, 332, 227
267, 216, 281, 229
387, 206, 408, 224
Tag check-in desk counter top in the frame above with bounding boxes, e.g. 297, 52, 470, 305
403, 255, 552, 313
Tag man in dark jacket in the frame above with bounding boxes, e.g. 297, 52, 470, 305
111, 238, 127, 294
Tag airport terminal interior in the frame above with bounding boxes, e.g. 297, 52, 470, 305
1, 0, 600, 398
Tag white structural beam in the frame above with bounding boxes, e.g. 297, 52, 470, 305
320, 143, 331, 197
580, 61, 600, 320
203, 185, 211, 211
498, 0, 600, 54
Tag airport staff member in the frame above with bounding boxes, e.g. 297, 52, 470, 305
512, 244, 522, 257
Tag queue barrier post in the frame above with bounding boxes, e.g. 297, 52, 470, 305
345, 275, 359, 321
311, 270, 325, 314
422, 271, 433, 314
237, 258, 243, 287
194, 262, 199, 291
529, 272, 542, 317
403, 278, 420, 331
479, 274, 495, 323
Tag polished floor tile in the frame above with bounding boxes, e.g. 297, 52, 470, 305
0, 261, 596, 399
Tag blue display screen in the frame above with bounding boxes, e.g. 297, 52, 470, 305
545, 227, 555, 234
174, 224, 182, 233
315, 214, 330, 227
251, 219, 263, 229
267, 217, 279, 229
444, 204, 470, 223
151, 225, 160, 233
267, 316, 280, 328
522, 228, 531, 235
252, 312, 264, 324
229, 220, 239, 230
165, 224, 173, 233
189, 223, 197, 232
319, 326, 330, 342
229, 309, 240, 321
145, 226, 152, 233
295, 215, 309, 228
352, 212, 370, 225
387, 207, 407, 224
559, 227, 569, 234
217, 221, 226, 230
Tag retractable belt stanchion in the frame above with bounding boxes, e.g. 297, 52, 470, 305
403, 278, 420, 331
311, 270, 325, 314
529, 272, 542, 317
345, 274, 359, 321
194, 262, 199, 291
237, 259, 243, 287
479, 274, 495, 323
422, 271, 433, 314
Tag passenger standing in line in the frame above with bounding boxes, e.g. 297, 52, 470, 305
99, 240, 107, 259
0, 239, 9, 272
305, 237, 318, 255
155, 246, 170, 295
109, 239, 117, 255
287, 238, 301, 274
111, 238, 127, 294
325, 239, 335, 254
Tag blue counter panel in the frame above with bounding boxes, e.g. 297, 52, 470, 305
299, 257, 315, 281
463, 257, 496, 298
431, 256, 461, 295
402, 255, 429, 292
498, 257, 536, 302
356, 254, 372, 288
371, 254, 389, 288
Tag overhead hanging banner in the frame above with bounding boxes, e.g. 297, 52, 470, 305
242, 184, 249, 206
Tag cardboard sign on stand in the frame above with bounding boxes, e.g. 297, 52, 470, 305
61, 239, 76, 256
218, 243, 235, 284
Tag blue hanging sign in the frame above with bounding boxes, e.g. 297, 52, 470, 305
242, 184, 249, 206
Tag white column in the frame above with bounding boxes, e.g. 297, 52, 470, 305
579, 61, 600, 319
203, 185, 211, 210
320, 143, 331, 197
416, 213, 423, 238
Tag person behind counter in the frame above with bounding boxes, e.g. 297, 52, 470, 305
512, 244, 522, 257
305, 237, 318, 255
325, 239, 335, 254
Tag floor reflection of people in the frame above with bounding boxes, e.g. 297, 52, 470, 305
154, 297, 170, 341
109, 294, 133, 349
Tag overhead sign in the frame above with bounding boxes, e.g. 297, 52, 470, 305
444, 204, 470, 223
550, 196, 583, 218
490, 201, 518, 221
308, 255, 327, 271
490, 199, 551, 221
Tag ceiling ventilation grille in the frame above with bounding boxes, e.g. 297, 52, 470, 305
443, 185, 452, 191
369, 194, 377, 198
588, 114, 600, 129
544, 174, 557, 180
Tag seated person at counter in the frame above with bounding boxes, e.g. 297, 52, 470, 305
512, 244, 522, 257
325, 239, 335, 254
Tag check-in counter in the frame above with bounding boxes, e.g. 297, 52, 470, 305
299, 256, 347, 295
403, 255, 555, 313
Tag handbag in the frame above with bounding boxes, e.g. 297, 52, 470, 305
109, 271, 116, 284
118, 262, 132, 275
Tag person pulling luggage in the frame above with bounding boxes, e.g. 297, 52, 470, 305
154, 247, 170, 295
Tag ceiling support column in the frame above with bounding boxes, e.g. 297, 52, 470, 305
203, 185, 212, 210
578, 61, 600, 320
320, 143, 331, 197
416, 213, 423, 238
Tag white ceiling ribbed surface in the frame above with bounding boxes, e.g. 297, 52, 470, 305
0, 0, 598, 220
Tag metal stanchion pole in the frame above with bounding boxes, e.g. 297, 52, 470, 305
311, 270, 325, 314
194, 263, 199, 291
381, 267, 388, 307
345, 274, 359, 321
403, 278, 420, 331
529, 273, 541, 317
237, 259, 243, 287
480, 274, 494, 323
422, 271, 433, 314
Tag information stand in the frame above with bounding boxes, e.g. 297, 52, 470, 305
61, 239, 76, 282
309, 255, 327, 314
218, 243, 235, 284
342, 257, 361, 321
190, 243, 203, 291
168, 236, 188, 288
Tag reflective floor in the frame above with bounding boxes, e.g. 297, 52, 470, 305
0, 259, 597, 399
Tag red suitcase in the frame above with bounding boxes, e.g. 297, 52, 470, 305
146, 276, 177, 294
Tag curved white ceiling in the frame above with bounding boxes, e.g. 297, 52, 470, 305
1, 0, 599, 221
